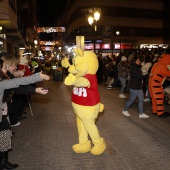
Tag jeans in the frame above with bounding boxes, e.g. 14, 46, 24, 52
118, 77, 127, 94
124, 89, 144, 114
145, 84, 151, 99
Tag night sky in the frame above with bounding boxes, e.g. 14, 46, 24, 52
37, 0, 67, 27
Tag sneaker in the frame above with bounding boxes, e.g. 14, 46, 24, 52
107, 86, 113, 89
122, 110, 130, 116
11, 121, 21, 127
144, 98, 150, 102
139, 113, 149, 118
119, 94, 126, 98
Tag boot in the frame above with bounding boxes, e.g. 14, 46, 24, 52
0, 151, 19, 169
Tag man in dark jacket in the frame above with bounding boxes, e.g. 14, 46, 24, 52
122, 56, 149, 118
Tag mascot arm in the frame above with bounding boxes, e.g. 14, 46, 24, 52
167, 65, 170, 70
64, 73, 90, 87
61, 57, 70, 68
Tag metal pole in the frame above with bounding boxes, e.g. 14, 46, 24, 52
27, 95, 33, 116
120, 35, 121, 54
94, 28, 96, 54
111, 26, 113, 57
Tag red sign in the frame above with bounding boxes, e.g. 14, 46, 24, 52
84, 43, 132, 50
100, 44, 110, 49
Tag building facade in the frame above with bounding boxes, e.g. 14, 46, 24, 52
0, 0, 37, 57
62, 0, 168, 55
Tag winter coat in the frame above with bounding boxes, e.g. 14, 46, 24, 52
0, 73, 42, 131
117, 61, 128, 78
129, 63, 143, 90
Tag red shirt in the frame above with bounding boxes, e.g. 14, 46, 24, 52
71, 74, 100, 106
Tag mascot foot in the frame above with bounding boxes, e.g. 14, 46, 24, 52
158, 112, 170, 117
90, 140, 106, 156
72, 141, 91, 153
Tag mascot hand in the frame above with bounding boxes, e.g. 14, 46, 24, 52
99, 103, 104, 112
68, 65, 77, 75
61, 57, 70, 68
64, 73, 76, 85
167, 65, 170, 70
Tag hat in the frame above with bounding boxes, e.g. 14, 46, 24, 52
154, 54, 159, 57
19, 56, 28, 65
23, 51, 31, 56
121, 56, 127, 61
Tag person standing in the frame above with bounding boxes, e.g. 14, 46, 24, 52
0, 58, 50, 169
122, 56, 149, 118
141, 55, 153, 102
117, 56, 129, 98
1, 55, 47, 126
18, 53, 33, 76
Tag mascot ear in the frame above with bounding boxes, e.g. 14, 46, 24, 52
74, 48, 78, 55
77, 48, 84, 57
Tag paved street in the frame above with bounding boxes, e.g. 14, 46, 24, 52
9, 77, 170, 170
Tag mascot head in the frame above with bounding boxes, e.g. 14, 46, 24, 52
159, 46, 170, 66
68, 48, 98, 77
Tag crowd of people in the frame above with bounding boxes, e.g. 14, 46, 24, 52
0, 53, 50, 169
96, 47, 170, 118
0, 47, 170, 168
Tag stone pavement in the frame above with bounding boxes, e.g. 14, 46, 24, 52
9, 78, 170, 170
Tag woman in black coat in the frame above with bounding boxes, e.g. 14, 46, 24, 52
122, 56, 149, 118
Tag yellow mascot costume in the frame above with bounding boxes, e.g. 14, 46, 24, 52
61, 48, 106, 155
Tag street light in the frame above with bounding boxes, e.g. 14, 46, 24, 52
88, 9, 100, 31
116, 31, 121, 54
88, 9, 101, 53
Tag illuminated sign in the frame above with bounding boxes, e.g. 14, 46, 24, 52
41, 46, 54, 51
84, 43, 132, 50
84, 44, 100, 50
96, 39, 102, 43
100, 44, 110, 49
39, 41, 59, 46
37, 27, 65, 33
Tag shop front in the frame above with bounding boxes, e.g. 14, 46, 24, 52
84, 42, 134, 56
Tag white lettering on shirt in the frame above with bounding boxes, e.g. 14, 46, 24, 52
73, 87, 87, 97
